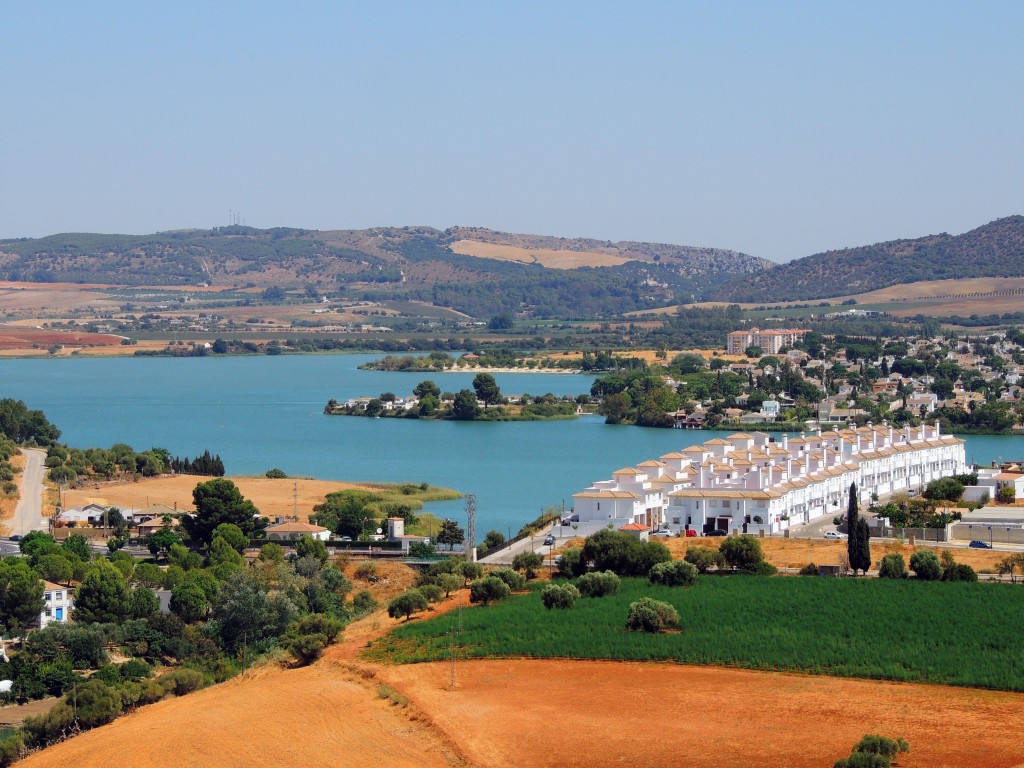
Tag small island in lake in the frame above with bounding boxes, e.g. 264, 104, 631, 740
324, 375, 594, 422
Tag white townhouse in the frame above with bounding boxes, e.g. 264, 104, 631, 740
572, 467, 667, 528
574, 423, 966, 536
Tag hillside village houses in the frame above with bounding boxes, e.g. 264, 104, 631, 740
672, 328, 1024, 433
573, 422, 966, 535
726, 327, 810, 355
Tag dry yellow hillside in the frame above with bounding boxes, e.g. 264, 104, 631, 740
449, 240, 630, 269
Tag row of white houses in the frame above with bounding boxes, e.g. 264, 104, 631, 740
573, 422, 967, 535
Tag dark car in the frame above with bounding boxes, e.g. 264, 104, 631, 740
704, 529, 727, 537
543, 534, 556, 546
968, 540, 992, 549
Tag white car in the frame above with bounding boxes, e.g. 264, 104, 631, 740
824, 530, 847, 540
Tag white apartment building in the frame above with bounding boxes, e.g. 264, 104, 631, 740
726, 327, 810, 355
573, 422, 966, 536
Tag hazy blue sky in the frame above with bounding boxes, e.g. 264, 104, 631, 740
3, 2, 1022, 262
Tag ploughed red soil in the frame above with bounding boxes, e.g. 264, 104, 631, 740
18, 569, 1024, 768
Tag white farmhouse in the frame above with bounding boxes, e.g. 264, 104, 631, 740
40, 581, 74, 628
265, 521, 331, 542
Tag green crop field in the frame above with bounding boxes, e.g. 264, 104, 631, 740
367, 576, 1024, 691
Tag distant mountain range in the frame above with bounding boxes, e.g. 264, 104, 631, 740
0, 226, 767, 318
1, 216, 1022, 317
713, 216, 1024, 303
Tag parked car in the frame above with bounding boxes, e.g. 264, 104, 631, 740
684, 529, 698, 538
704, 529, 727, 537
969, 540, 992, 549
651, 530, 673, 538
543, 534, 556, 546
8, 535, 20, 542
824, 530, 847, 540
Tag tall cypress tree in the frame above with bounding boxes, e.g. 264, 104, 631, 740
846, 482, 859, 574
854, 517, 872, 575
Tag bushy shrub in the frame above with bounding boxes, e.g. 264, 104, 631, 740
541, 583, 580, 610
834, 734, 910, 768
582, 529, 671, 577
576, 570, 620, 597
460, 562, 484, 580
469, 576, 511, 606
388, 589, 429, 620
282, 613, 345, 664
419, 583, 444, 603
138, 679, 167, 705
354, 561, 378, 580
0, 732, 25, 766
851, 734, 910, 757
909, 550, 942, 580
719, 535, 767, 572
625, 597, 680, 633
684, 546, 725, 573
878, 554, 907, 580
511, 551, 544, 579
160, 667, 205, 696
352, 590, 377, 614
743, 561, 778, 576
22, 701, 74, 749
436, 573, 464, 597
798, 563, 819, 576
648, 560, 698, 587
71, 679, 123, 727
557, 546, 587, 578
490, 567, 526, 592
943, 563, 978, 582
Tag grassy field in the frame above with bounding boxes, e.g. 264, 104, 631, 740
368, 576, 1024, 690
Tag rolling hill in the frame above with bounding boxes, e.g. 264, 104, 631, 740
714, 216, 1024, 303
0, 226, 768, 319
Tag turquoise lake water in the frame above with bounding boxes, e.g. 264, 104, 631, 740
1, 354, 1021, 533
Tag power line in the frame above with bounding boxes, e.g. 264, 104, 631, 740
464, 493, 476, 562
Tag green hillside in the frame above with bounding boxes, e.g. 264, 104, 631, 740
0, 225, 766, 319
714, 216, 1024, 302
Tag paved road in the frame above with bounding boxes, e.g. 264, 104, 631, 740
10, 448, 48, 537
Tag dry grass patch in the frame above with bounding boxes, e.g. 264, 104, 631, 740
663, 535, 1006, 571
62, 474, 399, 521
450, 240, 629, 269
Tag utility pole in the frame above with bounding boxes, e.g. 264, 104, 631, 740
464, 493, 476, 562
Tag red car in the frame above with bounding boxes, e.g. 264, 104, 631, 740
684, 529, 698, 537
